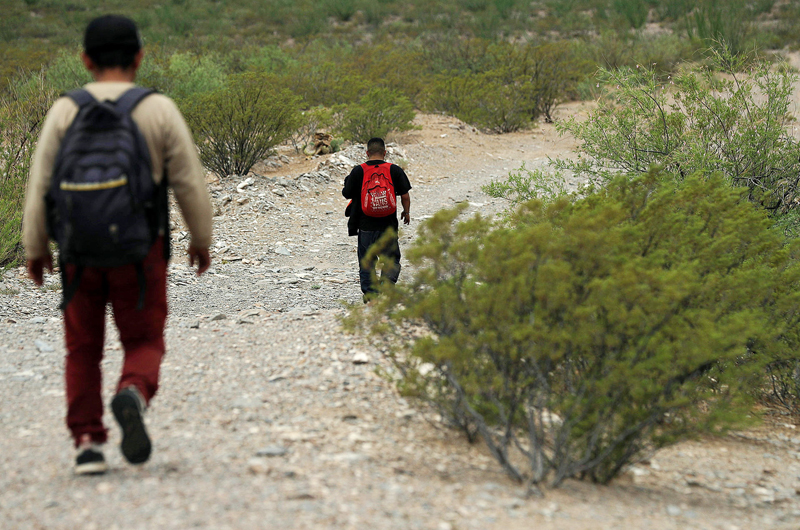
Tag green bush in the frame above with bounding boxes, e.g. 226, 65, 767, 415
426, 41, 588, 130
337, 88, 416, 143
482, 163, 570, 208
284, 58, 367, 108
137, 50, 227, 102
44, 50, 91, 93
347, 170, 799, 486
290, 105, 335, 153
0, 71, 58, 267
182, 73, 302, 177
554, 49, 800, 215
428, 71, 532, 133
683, 0, 752, 55
164, 52, 227, 101
612, 0, 648, 29
583, 30, 699, 73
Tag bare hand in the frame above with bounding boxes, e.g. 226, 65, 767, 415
27, 253, 54, 286
188, 246, 211, 276
401, 210, 410, 225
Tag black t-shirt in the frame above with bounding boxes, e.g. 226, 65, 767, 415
342, 160, 412, 232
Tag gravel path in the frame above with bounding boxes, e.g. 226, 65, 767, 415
2, 114, 799, 529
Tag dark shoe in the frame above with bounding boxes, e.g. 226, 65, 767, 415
111, 386, 151, 464
74, 435, 108, 475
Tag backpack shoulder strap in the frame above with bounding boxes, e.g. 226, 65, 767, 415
65, 89, 96, 108
115, 87, 156, 115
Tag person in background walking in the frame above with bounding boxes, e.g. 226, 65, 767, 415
342, 137, 411, 301
23, 15, 213, 475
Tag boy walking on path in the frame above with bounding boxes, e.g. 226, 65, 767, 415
22, 15, 213, 475
342, 138, 411, 299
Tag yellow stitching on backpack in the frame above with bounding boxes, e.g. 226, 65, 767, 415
60, 176, 128, 191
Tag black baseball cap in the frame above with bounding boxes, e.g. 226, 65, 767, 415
83, 15, 142, 54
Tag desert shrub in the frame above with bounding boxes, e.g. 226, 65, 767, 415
138, 50, 227, 102
243, 45, 297, 74
162, 52, 227, 102
482, 164, 570, 208
611, 0, 648, 29
426, 40, 588, 129
421, 37, 494, 76
584, 30, 699, 74
340, 41, 430, 106
683, 0, 752, 55
182, 73, 301, 177
347, 169, 800, 486
324, 0, 360, 21
44, 50, 91, 93
285, 58, 367, 108
428, 71, 532, 133
0, 71, 58, 267
554, 48, 800, 215
521, 42, 589, 123
336, 88, 415, 142
290, 106, 335, 153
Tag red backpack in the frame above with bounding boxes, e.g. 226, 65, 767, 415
360, 162, 396, 217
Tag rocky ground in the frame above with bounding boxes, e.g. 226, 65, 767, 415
2, 111, 800, 529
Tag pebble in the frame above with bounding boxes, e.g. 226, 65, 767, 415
247, 457, 272, 475
34, 339, 55, 352
29, 316, 47, 325
256, 445, 288, 457
210, 313, 227, 321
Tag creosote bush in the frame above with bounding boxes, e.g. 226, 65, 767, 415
336, 88, 416, 143
181, 73, 301, 177
346, 170, 800, 487
555, 48, 800, 216
426, 40, 589, 131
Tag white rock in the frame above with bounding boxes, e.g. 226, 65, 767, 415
352, 351, 370, 364
418, 362, 435, 376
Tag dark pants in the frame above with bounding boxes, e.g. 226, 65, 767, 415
358, 229, 401, 295
63, 239, 168, 447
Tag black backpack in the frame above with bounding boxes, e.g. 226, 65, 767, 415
46, 87, 168, 310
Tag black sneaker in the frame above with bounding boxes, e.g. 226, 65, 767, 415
111, 386, 151, 464
75, 436, 108, 475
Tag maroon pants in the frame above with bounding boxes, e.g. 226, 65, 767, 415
63, 240, 168, 447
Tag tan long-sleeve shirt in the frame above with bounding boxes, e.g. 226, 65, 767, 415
23, 81, 213, 260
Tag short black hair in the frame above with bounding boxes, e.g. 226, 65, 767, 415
366, 137, 386, 155
84, 15, 142, 69
86, 48, 139, 69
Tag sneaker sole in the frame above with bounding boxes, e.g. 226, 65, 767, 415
111, 392, 152, 464
75, 461, 108, 475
